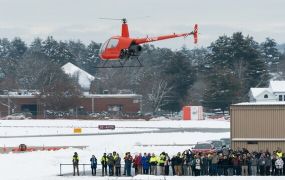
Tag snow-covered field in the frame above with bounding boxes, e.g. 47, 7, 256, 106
0, 119, 232, 180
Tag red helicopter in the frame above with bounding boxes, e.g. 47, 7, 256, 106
98, 18, 198, 68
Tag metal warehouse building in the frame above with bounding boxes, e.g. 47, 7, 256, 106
230, 102, 285, 152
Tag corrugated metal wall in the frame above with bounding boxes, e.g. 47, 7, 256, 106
230, 105, 285, 152
231, 105, 285, 138
232, 141, 285, 152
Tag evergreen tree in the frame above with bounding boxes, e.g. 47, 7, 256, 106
162, 51, 196, 112
206, 32, 269, 103
260, 38, 281, 71
42, 36, 75, 65
203, 67, 239, 112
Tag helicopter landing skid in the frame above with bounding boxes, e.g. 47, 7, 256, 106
94, 57, 143, 68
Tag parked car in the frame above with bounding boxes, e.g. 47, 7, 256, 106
220, 138, 231, 148
6, 113, 26, 120
207, 140, 223, 152
192, 142, 215, 153
5, 112, 32, 120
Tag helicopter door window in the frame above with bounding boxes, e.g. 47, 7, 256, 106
107, 39, 119, 49
99, 40, 109, 54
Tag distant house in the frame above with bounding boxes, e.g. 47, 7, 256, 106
249, 81, 285, 102
61, 62, 95, 91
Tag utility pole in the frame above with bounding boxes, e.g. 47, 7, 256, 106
7, 93, 10, 115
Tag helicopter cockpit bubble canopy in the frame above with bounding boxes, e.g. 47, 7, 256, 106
99, 38, 120, 59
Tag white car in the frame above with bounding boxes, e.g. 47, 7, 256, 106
5, 113, 26, 120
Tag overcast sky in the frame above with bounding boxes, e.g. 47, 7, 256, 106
0, 0, 284, 49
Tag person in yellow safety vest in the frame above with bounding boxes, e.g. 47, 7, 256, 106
276, 151, 283, 158
158, 152, 166, 175
149, 153, 158, 175
72, 152, 79, 176
101, 153, 108, 176
276, 147, 283, 158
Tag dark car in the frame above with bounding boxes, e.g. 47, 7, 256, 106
220, 138, 231, 148
208, 140, 223, 151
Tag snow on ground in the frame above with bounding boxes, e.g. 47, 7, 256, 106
0, 126, 159, 136
0, 119, 230, 180
0, 119, 230, 128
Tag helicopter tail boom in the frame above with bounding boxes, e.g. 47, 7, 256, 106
134, 24, 198, 44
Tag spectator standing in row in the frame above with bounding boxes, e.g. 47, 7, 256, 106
159, 152, 166, 175
115, 153, 121, 176
107, 153, 115, 176
90, 155, 97, 176
251, 154, 258, 176
72, 152, 80, 176
194, 154, 201, 176
265, 154, 272, 176
275, 156, 284, 176
124, 152, 133, 176
142, 153, 150, 174
150, 153, 158, 175
101, 153, 108, 176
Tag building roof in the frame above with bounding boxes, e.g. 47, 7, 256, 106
234, 102, 285, 106
269, 81, 285, 93
61, 62, 95, 89
83, 93, 142, 98
250, 88, 271, 98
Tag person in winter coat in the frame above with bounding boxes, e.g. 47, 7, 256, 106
107, 153, 115, 176
182, 152, 189, 175
201, 154, 209, 176
194, 155, 201, 176
258, 153, 266, 176
271, 154, 277, 175
90, 155, 97, 176
282, 154, 285, 176
124, 152, 133, 176
251, 154, 258, 176
164, 153, 170, 176
133, 153, 142, 175
114, 153, 121, 176
241, 154, 248, 176
174, 152, 183, 176
275, 156, 284, 176
210, 152, 219, 176
72, 152, 80, 176
170, 155, 176, 175
158, 152, 166, 175
221, 155, 229, 176
265, 154, 272, 176
232, 155, 241, 175
141, 153, 150, 174
101, 153, 108, 176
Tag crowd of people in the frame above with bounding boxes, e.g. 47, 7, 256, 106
71, 147, 285, 176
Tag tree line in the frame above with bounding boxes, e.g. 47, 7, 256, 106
0, 33, 284, 114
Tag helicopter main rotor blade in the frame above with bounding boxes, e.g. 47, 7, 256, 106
99, 18, 123, 21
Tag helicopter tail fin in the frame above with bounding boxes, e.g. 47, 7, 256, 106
193, 24, 198, 44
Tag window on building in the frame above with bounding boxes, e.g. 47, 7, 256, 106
247, 141, 258, 144
264, 94, 268, 98
279, 95, 282, 101
108, 105, 123, 112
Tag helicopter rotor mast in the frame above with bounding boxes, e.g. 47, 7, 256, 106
99, 18, 129, 37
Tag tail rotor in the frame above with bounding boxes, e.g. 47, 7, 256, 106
193, 24, 198, 44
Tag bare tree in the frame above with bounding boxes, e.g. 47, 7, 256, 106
148, 79, 174, 114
